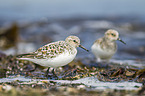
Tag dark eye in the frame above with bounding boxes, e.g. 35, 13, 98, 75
73, 40, 76, 42
111, 33, 116, 37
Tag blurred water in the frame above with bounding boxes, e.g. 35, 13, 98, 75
0, 0, 145, 60
0, 76, 142, 90
55, 77, 142, 90
0, 0, 145, 21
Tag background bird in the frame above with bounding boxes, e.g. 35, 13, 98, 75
91, 29, 126, 62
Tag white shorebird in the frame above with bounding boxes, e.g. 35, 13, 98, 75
17, 35, 89, 77
91, 29, 126, 62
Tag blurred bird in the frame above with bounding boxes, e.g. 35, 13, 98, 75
91, 29, 126, 62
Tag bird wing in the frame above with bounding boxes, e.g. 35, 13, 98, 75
16, 52, 37, 59
17, 41, 70, 59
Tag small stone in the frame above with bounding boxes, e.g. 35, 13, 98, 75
0, 85, 3, 92
77, 85, 86, 90
2, 85, 13, 92
57, 86, 66, 92
66, 87, 78, 94
126, 71, 135, 76
41, 80, 49, 84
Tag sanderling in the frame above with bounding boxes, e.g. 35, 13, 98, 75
17, 35, 89, 77
91, 29, 126, 62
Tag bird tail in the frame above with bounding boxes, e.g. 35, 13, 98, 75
16, 52, 35, 59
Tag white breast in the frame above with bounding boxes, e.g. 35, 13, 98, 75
91, 44, 116, 59
19, 50, 77, 68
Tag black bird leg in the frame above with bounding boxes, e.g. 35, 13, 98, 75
46, 67, 58, 79
52, 68, 58, 78
46, 67, 50, 78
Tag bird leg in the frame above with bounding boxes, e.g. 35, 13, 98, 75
46, 67, 58, 79
45, 67, 50, 78
52, 68, 58, 78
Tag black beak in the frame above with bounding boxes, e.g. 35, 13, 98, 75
117, 38, 126, 45
79, 44, 89, 52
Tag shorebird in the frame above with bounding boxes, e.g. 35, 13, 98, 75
17, 35, 89, 77
91, 29, 126, 62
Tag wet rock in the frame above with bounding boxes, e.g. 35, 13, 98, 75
136, 69, 145, 82
125, 70, 135, 77
98, 67, 145, 82
2, 85, 13, 92
0, 69, 7, 78
77, 85, 86, 90
110, 67, 125, 77
0, 23, 19, 50
57, 86, 66, 92
0, 51, 6, 58
66, 87, 78, 94
137, 84, 145, 95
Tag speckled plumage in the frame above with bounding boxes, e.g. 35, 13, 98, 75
91, 29, 126, 62
24, 41, 75, 59
17, 36, 88, 68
